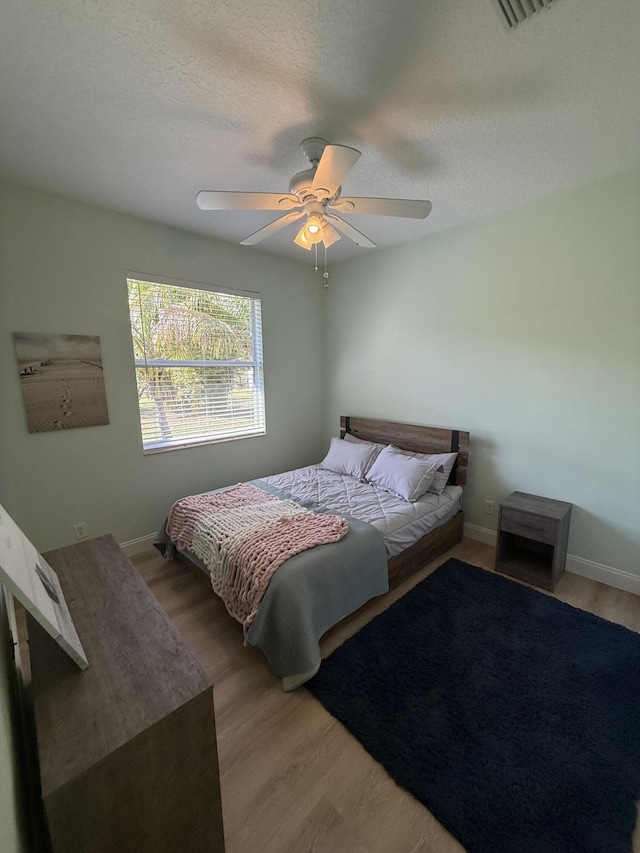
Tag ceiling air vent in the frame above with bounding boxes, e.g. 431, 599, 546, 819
491, 0, 559, 30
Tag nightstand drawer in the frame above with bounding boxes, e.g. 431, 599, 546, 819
500, 507, 556, 545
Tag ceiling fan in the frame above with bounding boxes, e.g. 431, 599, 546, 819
196, 137, 432, 252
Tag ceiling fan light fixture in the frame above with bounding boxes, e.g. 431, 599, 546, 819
294, 225, 313, 250
302, 214, 324, 244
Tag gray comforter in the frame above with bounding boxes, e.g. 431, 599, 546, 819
154, 479, 389, 690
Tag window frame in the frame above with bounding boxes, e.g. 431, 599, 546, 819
126, 272, 266, 454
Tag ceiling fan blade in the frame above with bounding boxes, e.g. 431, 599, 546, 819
241, 211, 304, 246
321, 223, 341, 248
328, 197, 432, 219
324, 214, 376, 248
310, 145, 361, 198
197, 191, 301, 211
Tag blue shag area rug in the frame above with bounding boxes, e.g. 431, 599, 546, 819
306, 559, 640, 853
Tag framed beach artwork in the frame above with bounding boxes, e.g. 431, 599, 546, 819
14, 332, 109, 433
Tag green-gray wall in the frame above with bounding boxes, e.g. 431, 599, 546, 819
325, 169, 640, 577
0, 182, 326, 551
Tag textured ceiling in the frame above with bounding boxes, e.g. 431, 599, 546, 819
1, 0, 639, 263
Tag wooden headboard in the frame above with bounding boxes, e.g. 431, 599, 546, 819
339, 415, 469, 487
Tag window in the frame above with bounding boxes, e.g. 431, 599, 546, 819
127, 275, 265, 453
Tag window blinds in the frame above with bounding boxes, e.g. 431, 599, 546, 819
127, 277, 265, 452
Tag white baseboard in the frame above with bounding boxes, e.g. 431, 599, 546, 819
463, 522, 497, 546
120, 533, 157, 557
464, 523, 640, 597
564, 555, 640, 596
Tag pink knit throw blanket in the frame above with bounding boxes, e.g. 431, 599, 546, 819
166, 484, 348, 636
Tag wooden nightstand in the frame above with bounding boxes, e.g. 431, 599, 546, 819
495, 491, 572, 591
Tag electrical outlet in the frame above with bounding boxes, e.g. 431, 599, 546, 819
73, 522, 87, 541
484, 500, 495, 515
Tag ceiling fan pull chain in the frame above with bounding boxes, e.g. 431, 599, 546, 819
324, 244, 329, 290
314, 242, 318, 271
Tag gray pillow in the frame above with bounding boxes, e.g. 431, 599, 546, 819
390, 447, 458, 495
343, 432, 386, 471
366, 445, 439, 502
319, 437, 375, 480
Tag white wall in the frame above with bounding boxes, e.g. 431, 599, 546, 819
324, 170, 640, 576
0, 182, 327, 551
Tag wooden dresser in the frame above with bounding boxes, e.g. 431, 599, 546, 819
25, 534, 225, 853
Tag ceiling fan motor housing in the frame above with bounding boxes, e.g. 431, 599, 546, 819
289, 137, 339, 200
288, 168, 317, 198
289, 169, 341, 204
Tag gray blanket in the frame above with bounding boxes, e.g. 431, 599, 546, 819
154, 479, 389, 690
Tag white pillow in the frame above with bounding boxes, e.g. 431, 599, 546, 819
319, 437, 375, 480
391, 447, 458, 495
343, 432, 386, 469
366, 445, 439, 502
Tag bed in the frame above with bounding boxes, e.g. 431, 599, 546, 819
155, 416, 470, 690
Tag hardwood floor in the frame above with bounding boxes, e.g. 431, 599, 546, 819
130, 540, 640, 853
